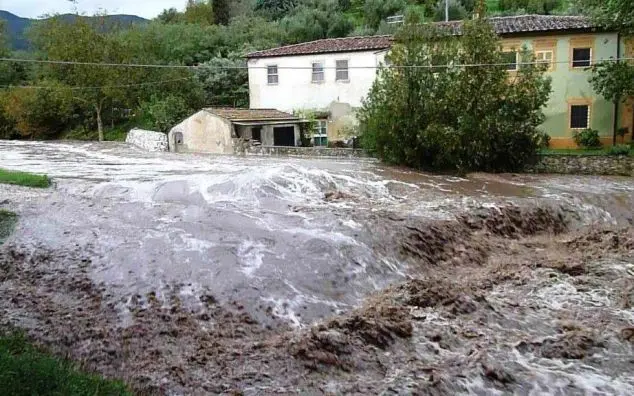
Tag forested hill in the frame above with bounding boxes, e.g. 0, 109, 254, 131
0, 10, 147, 50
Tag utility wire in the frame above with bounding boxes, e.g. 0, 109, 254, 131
1, 56, 633, 70
0, 77, 195, 91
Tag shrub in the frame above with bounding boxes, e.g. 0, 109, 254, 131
538, 132, 551, 148
607, 144, 631, 156
358, 19, 551, 172
139, 95, 190, 133
574, 128, 602, 149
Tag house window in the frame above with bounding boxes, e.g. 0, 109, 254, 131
336, 60, 349, 81
267, 65, 278, 85
313, 120, 328, 146
502, 51, 518, 71
572, 48, 591, 68
570, 104, 590, 129
312, 62, 324, 83
535, 50, 554, 70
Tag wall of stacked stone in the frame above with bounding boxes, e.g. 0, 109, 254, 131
243, 145, 367, 158
526, 155, 633, 176
125, 128, 169, 152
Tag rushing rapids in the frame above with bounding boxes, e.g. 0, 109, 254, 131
0, 140, 633, 394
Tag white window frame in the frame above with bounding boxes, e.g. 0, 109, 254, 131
570, 104, 591, 130
502, 51, 519, 71
313, 119, 328, 146
311, 61, 325, 84
535, 50, 554, 70
267, 65, 279, 85
335, 59, 349, 82
572, 47, 592, 68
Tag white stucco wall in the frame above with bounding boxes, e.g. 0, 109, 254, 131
168, 110, 234, 154
248, 50, 386, 111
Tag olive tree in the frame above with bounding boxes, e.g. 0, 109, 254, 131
359, 19, 552, 172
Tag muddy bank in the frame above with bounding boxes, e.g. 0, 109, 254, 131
1, 203, 633, 394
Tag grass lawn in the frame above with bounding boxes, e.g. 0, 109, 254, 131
0, 168, 51, 188
0, 333, 131, 396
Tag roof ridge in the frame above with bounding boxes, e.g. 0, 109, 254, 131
247, 34, 392, 56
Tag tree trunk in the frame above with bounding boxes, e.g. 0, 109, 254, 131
96, 104, 104, 142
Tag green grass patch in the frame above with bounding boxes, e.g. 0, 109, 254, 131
0, 333, 131, 396
0, 169, 51, 188
540, 147, 634, 157
0, 210, 17, 244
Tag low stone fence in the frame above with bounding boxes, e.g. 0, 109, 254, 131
526, 154, 633, 176
126, 128, 168, 152
243, 145, 367, 158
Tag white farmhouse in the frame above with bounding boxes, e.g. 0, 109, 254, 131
247, 36, 392, 145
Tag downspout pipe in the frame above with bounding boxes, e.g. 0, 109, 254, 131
613, 32, 621, 146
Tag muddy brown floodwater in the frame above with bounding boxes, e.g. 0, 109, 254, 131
1, 140, 633, 395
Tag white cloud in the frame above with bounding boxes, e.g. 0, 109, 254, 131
2, 0, 184, 19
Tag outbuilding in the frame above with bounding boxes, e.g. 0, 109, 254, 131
168, 108, 304, 154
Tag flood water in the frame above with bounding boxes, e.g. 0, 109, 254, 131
1, 140, 633, 395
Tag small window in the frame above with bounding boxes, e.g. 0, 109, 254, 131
312, 62, 324, 83
313, 120, 327, 146
174, 132, 183, 145
267, 65, 278, 85
251, 127, 262, 142
535, 50, 554, 69
502, 51, 518, 71
572, 48, 591, 68
336, 60, 349, 81
570, 104, 590, 129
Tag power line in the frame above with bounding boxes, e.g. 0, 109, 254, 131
0, 77, 195, 91
1, 56, 633, 70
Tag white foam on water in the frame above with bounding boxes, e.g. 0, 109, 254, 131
237, 240, 270, 276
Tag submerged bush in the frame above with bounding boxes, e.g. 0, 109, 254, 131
358, 19, 552, 172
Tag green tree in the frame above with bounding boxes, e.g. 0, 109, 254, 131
183, 0, 215, 25
30, 16, 154, 141
434, 0, 468, 21
359, 19, 552, 172
214, 0, 231, 25
255, 0, 299, 19
578, 0, 634, 125
364, 0, 406, 29
196, 55, 249, 107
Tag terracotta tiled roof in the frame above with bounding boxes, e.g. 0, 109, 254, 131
204, 108, 299, 121
246, 15, 595, 59
246, 35, 393, 58
435, 15, 594, 35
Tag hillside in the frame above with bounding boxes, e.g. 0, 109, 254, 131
0, 10, 147, 50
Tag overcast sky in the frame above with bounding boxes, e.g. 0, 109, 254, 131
1, 0, 184, 19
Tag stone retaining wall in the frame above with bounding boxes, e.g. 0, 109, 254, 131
243, 145, 366, 158
526, 155, 633, 176
126, 128, 168, 152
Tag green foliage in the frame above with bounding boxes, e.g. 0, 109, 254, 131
590, 62, 634, 103
607, 144, 630, 156
0, 333, 131, 395
499, 0, 564, 14
293, 109, 317, 146
574, 0, 634, 35
256, 0, 299, 19
364, 0, 406, 29
281, 0, 354, 43
359, 19, 552, 172
0, 209, 17, 244
538, 131, 551, 148
434, 0, 468, 21
214, 0, 231, 25
139, 95, 191, 133
573, 128, 602, 148
196, 56, 249, 107
0, 168, 51, 188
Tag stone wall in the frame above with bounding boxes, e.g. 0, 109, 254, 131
243, 145, 366, 158
526, 155, 634, 176
126, 128, 168, 152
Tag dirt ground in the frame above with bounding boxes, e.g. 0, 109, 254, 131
1, 203, 633, 395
